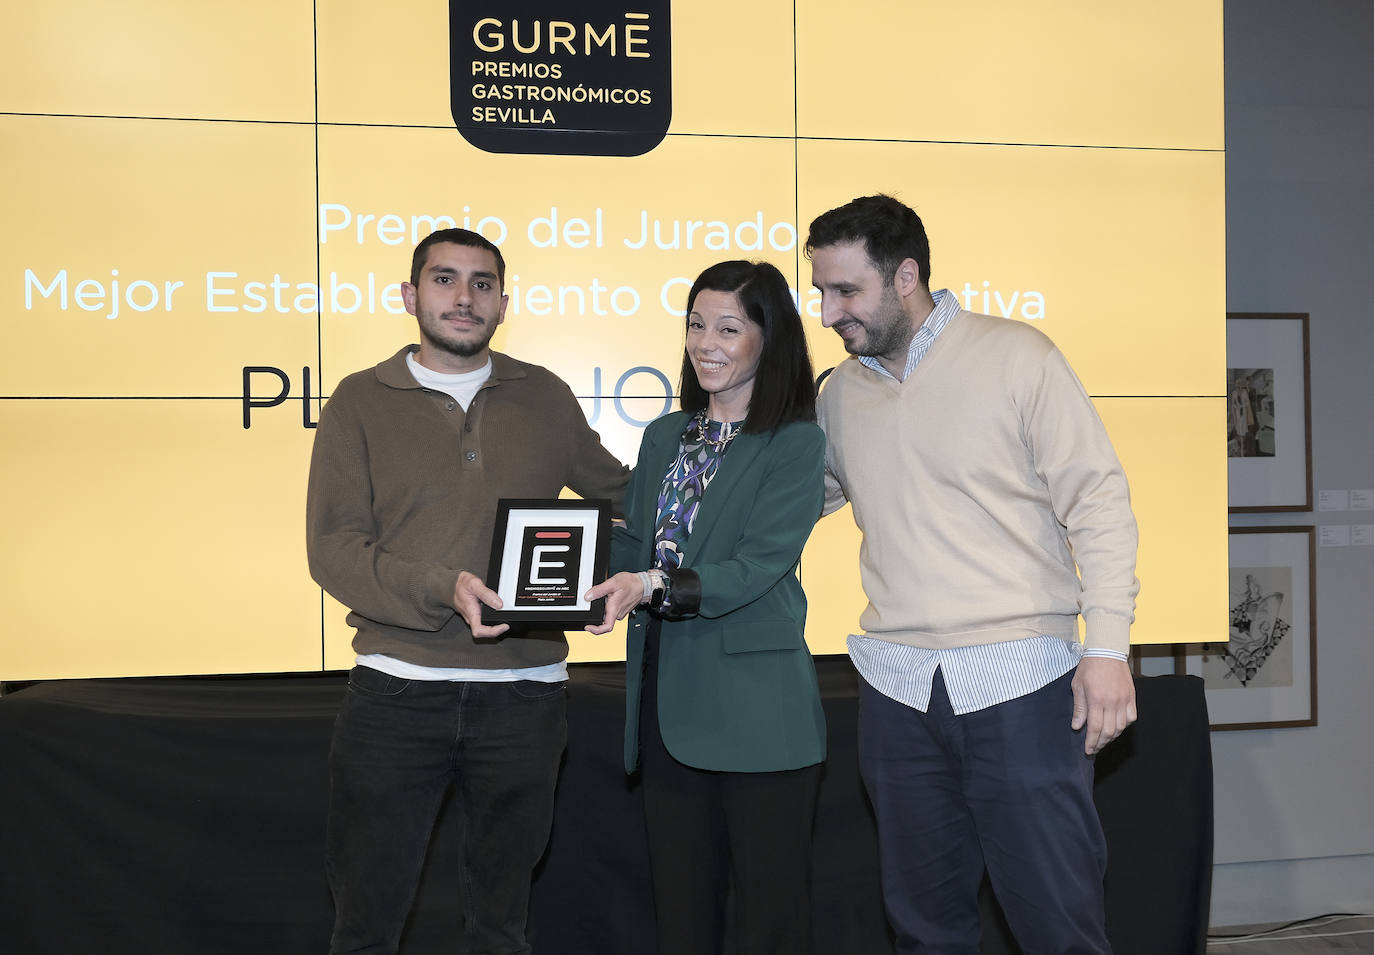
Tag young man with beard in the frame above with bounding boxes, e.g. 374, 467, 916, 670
806, 196, 1138, 954
307, 228, 629, 954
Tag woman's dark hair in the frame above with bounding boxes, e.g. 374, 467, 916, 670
678, 260, 817, 433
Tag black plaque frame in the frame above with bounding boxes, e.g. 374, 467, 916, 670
481, 498, 612, 627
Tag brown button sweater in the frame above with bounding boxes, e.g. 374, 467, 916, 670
306, 346, 629, 669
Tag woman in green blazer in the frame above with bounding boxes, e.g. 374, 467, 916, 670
585, 260, 826, 954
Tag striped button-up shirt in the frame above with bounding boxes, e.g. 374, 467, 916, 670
846, 289, 1124, 715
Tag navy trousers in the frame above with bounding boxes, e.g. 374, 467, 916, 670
858, 668, 1110, 955
325, 665, 567, 955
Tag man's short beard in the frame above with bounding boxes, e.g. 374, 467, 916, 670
848, 285, 910, 358
849, 322, 909, 358
418, 307, 499, 359
429, 328, 496, 358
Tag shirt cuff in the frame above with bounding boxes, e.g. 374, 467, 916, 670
660, 567, 701, 618
1081, 648, 1129, 662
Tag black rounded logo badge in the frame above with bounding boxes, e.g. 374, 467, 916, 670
451, 1, 673, 157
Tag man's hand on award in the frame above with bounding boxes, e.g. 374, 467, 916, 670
583, 572, 648, 635
454, 570, 510, 638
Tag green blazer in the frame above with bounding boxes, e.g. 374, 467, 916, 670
612, 411, 827, 774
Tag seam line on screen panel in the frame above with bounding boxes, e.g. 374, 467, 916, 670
313, 0, 324, 436
306, 126, 1219, 153
0, 114, 1225, 153
792, 0, 803, 593
792, 0, 801, 287
304, 121, 805, 140
1, 111, 316, 126
5, 395, 253, 400
314, 0, 325, 673
0, 394, 1234, 401
796, 134, 1223, 153
1091, 395, 1225, 399
316, 124, 798, 139
290, 124, 1225, 154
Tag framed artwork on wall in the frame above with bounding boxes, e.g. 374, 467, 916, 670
1182, 526, 1317, 730
1226, 313, 1313, 512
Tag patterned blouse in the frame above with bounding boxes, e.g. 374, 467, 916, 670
651, 412, 741, 571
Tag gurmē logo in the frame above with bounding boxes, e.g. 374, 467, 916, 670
451, 0, 672, 156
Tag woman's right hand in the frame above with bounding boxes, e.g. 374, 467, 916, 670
583, 572, 649, 635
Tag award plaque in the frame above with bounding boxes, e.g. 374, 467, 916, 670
481, 498, 612, 628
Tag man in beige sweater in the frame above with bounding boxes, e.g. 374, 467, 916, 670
806, 195, 1138, 954
307, 228, 628, 954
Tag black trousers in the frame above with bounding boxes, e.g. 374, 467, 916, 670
639, 619, 823, 955
326, 666, 567, 955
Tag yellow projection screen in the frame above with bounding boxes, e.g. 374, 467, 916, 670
1, 1, 1225, 679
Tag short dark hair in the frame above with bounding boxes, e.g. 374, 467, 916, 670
410, 228, 506, 288
679, 260, 817, 433
804, 194, 931, 287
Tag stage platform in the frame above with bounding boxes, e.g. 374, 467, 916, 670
0, 658, 1212, 954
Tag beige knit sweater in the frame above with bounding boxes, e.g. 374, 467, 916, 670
817, 310, 1139, 656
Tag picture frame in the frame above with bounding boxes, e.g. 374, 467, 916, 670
1181, 526, 1317, 731
481, 498, 612, 628
1226, 313, 1313, 512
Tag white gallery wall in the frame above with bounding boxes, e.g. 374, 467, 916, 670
1214, 0, 1374, 926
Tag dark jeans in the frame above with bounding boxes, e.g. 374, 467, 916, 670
326, 665, 568, 955
858, 668, 1110, 955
